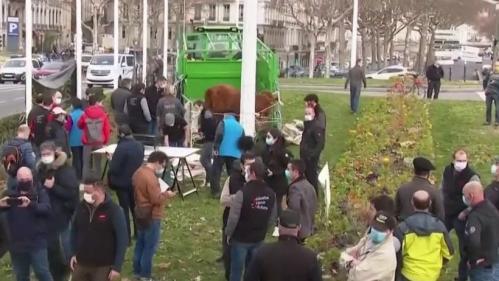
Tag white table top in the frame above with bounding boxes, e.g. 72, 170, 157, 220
93, 144, 200, 159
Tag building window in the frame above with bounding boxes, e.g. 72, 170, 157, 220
223, 4, 230, 22
122, 25, 126, 38
208, 4, 216, 21
168, 27, 172, 40
239, 4, 244, 21
194, 4, 201, 20
123, 4, 128, 19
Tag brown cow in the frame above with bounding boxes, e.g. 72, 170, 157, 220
204, 84, 278, 117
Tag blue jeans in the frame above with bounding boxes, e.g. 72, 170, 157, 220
148, 119, 158, 135
10, 248, 54, 281
469, 263, 499, 281
200, 142, 213, 183
350, 85, 361, 113
229, 241, 262, 281
133, 219, 161, 278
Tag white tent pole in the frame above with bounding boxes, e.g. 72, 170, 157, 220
142, 0, 147, 83
350, 0, 359, 67
113, 0, 119, 89
25, 0, 33, 114
76, 0, 82, 98
163, 0, 168, 79
239, 0, 257, 136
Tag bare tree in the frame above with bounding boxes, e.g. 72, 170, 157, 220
82, 0, 112, 51
323, 0, 352, 77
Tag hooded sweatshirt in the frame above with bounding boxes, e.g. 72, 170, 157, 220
78, 104, 112, 146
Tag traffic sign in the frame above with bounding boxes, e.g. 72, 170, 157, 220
7, 17, 19, 36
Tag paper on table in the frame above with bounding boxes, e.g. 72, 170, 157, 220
159, 178, 170, 192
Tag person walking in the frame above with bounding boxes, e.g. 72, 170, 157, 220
482, 67, 491, 91
303, 94, 326, 130
244, 209, 323, 281
45, 107, 70, 156
225, 158, 277, 281
78, 92, 112, 179
426, 62, 444, 100
199, 107, 217, 187
211, 113, 244, 197
2, 125, 36, 189
339, 211, 397, 281
286, 159, 317, 242
261, 128, 292, 212
442, 149, 480, 281
37, 141, 79, 281
395, 157, 444, 221
110, 78, 132, 126
132, 151, 176, 281
394, 190, 454, 281
68, 98, 85, 180
300, 107, 325, 195
161, 113, 189, 147
108, 124, 144, 242
485, 157, 499, 210
344, 59, 367, 113
70, 176, 128, 281
483, 75, 499, 126
0, 167, 53, 281
125, 83, 152, 135
462, 181, 499, 281
145, 78, 166, 135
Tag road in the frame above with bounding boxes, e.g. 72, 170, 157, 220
0, 84, 26, 117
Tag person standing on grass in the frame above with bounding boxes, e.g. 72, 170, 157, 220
28, 93, 53, 156
162, 113, 189, 147
300, 107, 325, 195
0, 167, 53, 281
78, 92, 112, 180
244, 209, 323, 281
125, 83, 152, 135
225, 158, 277, 281
442, 149, 480, 281
156, 82, 185, 133
108, 124, 144, 243
110, 78, 132, 126
344, 59, 367, 114
483, 75, 499, 126
132, 151, 176, 281
485, 157, 499, 210
68, 98, 85, 180
462, 181, 499, 281
303, 94, 326, 130
425, 62, 444, 100
3, 124, 36, 190
199, 106, 218, 187
145, 77, 166, 135
70, 176, 128, 281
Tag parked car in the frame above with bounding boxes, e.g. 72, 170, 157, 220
283, 65, 307, 78
314, 63, 348, 78
34, 62, 70, 79
81, 54, 92, 73
0, 58, 42, 84
366, 65, 416, 80
86, 53, 135, 88
33, 54, 50, 64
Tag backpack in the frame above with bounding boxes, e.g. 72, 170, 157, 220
85, 117, 104, 144
2, 144, 22, 177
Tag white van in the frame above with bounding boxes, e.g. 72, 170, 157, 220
86, 54, 135, 88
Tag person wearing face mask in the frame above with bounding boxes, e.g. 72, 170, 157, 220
425, 62, 444, 100
285, 159, 317, 243
462, 181, 499, 281
395, 157, 444, 221
125, 83, 152, 134
394, 190, 454, 281
107, 124, 145, 243
300, 107, 325, 196
261, 128, 292, 213
303, 94, 326, 130
47, 91, 69, 125
45, 107, 70, 156
339, 211, 397, 281
110, 78, 132, 126
3, 125, 37, 190
0, 167, 53, 281
132, 151, 176, 280
28, 93, 54, 156
145, 77, 166, 135
37, 141, 79, 281
69, 176, 128, 281
484, 157, 499, 210
442, 149, 480, 281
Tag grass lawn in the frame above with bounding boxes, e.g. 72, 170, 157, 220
280, 78, 481, 88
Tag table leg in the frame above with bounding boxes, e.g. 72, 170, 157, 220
101, 159, 109, 180
172, 160, 184, 200
183, 158, 198, 195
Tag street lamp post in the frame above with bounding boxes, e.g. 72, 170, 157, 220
113, 0, 119, 89
25, 0, 33, 114
163, 0, 168, 79
142, 0, 148, 83
76, 0, 82, 98
350, 0, 359, 68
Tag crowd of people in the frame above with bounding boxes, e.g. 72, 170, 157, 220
0, 76, 330, 281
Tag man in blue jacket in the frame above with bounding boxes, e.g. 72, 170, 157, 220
211, 113, 244, 197
0, 167, 53, 281
108, 124, 145, 242
68, 98, 85, 180
3, 124, 36, 190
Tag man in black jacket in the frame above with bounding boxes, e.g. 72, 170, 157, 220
462, 181, 499, 280
37, 141, 79, 281
199, 106, 218, 186
304, 94, 326, 130
145, 77, 166, 135
28, 93, 53, 155
70, 176, 128, 281
442, 149, 480, 281
485, 157, 499, 210
108, 124, 145, 242
125, 83, 152, 134
425, 62, 444, 100
110, 78, 132, 125
300, 106, 325, 195
225, 158, 277, 281
244, 209, 322, 281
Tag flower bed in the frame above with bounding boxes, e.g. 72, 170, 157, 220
308, 93, 434, 278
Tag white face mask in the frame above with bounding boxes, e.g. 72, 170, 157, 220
492, 164, 498, 175
244, 167, 251, 182
83, 193, 95, 204
304, 114, 313, 121
54, 98, 62, 105
266, 137, 275, 146
41, 155, 55, 165
454, 161, 467, 172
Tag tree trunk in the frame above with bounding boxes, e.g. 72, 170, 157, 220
389, 40, 394, 65
308, 34, 316, 79
93, 10, 99, 51
325, 27, 332, 78
403, 24, 413, 67
417, 20, 429, 73
383, 34, 390, 66
338, 20, 346, 68
376, 32, 382, 69
370, 31, 377, 68
360, 28, 368, 67
425, 27, 436, 68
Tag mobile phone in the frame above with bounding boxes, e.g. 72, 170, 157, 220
7, 198, 22, 206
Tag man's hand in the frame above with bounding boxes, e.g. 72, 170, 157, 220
458, 210, 469, 221
70, 256, 77, 271
44, 177, 55, 189
108, 269, 120, 280
18, 196, 31, 208
476, 258, 486, 266
226, 236, 231, 245
0, 197, 10, 208
183, 140, 189, 147
166, 190, 177, 198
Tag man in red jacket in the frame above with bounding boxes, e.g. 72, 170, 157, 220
78, 93, 111, 179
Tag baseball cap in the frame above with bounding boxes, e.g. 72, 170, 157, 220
371, 211, 396, 232
279, 209, 300, 228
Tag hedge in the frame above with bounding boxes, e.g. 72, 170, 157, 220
308, 93, 435, 278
